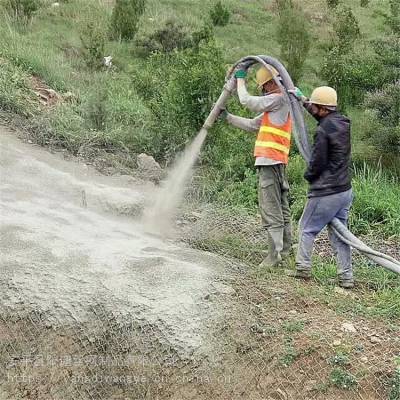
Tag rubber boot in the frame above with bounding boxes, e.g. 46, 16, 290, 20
281, 223, 293, 260
294, 269, 311, 280
259, 229, 283, 268
338, 276, 354, 289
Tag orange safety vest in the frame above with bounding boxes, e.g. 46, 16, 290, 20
254, 112, 292, 164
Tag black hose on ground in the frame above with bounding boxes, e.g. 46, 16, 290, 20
205, 55, 400, 275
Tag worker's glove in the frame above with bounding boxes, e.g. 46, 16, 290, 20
288, 87, 307, 102
217, 106, 228, 121
234, 69, 247, 79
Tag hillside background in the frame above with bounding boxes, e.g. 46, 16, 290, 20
0, 0, 399, 239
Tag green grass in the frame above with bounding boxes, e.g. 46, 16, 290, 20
308, 257, 400, 320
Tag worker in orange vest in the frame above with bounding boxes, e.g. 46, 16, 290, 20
220, 65, 293, 267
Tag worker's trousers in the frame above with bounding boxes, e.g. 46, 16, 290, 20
258, 165, 292, 256
296, 189, 353, 281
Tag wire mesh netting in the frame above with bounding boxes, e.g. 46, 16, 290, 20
1, 198, 399, 400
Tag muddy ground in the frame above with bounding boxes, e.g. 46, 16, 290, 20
0, 125, 399, 400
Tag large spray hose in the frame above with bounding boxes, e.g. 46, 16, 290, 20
202, 55, 400, 275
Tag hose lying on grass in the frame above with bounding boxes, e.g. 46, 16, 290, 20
201, 55, 400, 275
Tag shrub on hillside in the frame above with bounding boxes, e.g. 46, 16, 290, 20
326, 0, 340, 9
80, 21, 106, 69
360, 0, 369, 7
209, 1, 230, 27
322, 34, 400, 109
363, 81, 400, 153
6, 0, 40, 22
388, 0, 400, 33
334, 5, 360, 53
134, 20, 192, 57
131, 41, 225, 161
110, 0, 145, 41
276, 2, 311, 84
135, 21, 214, 58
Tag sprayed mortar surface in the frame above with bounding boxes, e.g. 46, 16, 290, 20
0, 127, 233, 357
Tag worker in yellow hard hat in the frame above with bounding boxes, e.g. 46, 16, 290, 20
289, 86, 354, 288
219, 64, 293, 268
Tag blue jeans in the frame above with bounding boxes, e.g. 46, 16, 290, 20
296, 189, 353, 281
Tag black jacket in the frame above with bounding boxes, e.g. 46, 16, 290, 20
305, 109, 352, 197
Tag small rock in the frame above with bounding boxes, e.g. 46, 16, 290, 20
341, 322, 357, 333
51, 2, 60, 7
289, 309, 298, 315
369, 335, 382, 344
191, 211, 202, 219
137, 153, 162, 173
361, 356, 368, 362
211, 282, 235, 295
333, 339, 342, 346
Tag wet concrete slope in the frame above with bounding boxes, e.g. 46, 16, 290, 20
0, 127, 233, 357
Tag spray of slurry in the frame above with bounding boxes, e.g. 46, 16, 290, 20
142, 128, 208, 237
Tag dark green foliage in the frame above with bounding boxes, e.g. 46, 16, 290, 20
134, 20, 192, 57
334, 5, 360, 53
276, 2, 311, 83
360, 0, 369, 7
6, 0, 39, 21
326, 0, 340, 9
363, 82, 400, 153
132, 41, 226, 161
373, 36, 400, 76
209, 1, 230, 27
388, 0, 400, 33
322, 35, 400, 109
80, 21, 106, 69
321, 5, 361, 109
110, 0, 146, 41
275, 0, 293, 13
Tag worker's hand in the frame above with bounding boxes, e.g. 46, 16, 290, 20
234, 69, 247, 79
288, 87, 307, 102
217, 106, 228, 121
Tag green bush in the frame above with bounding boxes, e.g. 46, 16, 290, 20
360, 0, 369, 7
134, 20, 192, 57
373, 36, 400, 81
334, 5, 360, 53
131, 41, 226, 161
6, 0, 40, 22
326, 0, 340, 9
388, 0, 400, 34
363, 82, 400, 153
80, 21, 106, 69
110, 0, 146, 41
276, 2, 311, 84
209, 1, 230, 27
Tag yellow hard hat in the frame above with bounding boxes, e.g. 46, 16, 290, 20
309, 86, 337, 107
256, 66, 279, 88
